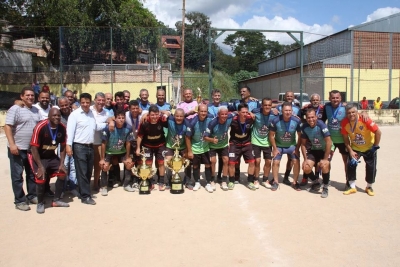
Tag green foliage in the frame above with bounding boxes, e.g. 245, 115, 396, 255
231, 70, 258, 91
213, 48, 240, 75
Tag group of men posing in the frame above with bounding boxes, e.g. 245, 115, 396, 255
5, 86, 381, 214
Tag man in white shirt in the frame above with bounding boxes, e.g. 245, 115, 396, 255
91, 92, 111, 191
66, 93, 108, 205
34, 91, 51, 120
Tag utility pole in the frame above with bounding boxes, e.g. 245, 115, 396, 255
180, 0, 186, 98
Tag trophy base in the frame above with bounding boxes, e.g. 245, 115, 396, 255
170, 181, 184, 194
139, 181, 151, 195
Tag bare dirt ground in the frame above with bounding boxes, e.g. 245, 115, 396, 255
0, 126, 399, 267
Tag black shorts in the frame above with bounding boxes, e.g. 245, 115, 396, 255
192, 152, 211, 166
143, 145, 166, 165
333, 143, 347, 155
229, 143, 255, 164
209, 147, 229, 158
165, 147, 185, 157
27, 154, 64, 184
252, 144, 272, 160
105, 153, 126, 163
306, 150, 332, 163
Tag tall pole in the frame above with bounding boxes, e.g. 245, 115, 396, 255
180, 0, 185, 95
110, 27, 113, 95
357, 38, 361, 104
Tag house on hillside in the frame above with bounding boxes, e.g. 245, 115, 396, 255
162, 35, 181, 62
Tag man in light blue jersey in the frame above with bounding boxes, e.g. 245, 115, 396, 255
301, 109, 332, 198
204, 106, 234, 191
156, 88, 171, 112
251, 98, 277, 190
269, 102, 302, 191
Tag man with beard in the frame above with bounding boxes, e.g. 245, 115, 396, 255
251, 98, 277, 190
204, 106, 234, 191
341, 104, 381, 196
156, 88, 171, 112
178, 89, 198, 120
300, 109, 332, 198
34, 91, 52, 120
186, 104, 213, 192
5, 87, 40, 211
269, 102, 302, 190
29, 108, 69, 213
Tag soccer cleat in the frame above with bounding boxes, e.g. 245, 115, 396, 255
220, 182, 229, 191
205, 184, 214, 193
282, 177, 291, 186
15, 202, 31, 211
100, 187, 108, 196
343, 188, 357, 195
228, 182, 235, 190
365, 187, 375, 196
193, 182, 201, 191
52, 200, 70, 207
29, 197, 38, 204
292, 182, 301, 191
124, 185, 135, 192
271, 182, 279, 191
299, 178, 308, 186
253, 180, 260, 189
36, 203, 45, 214
310, 182, 321, 191
247, 182, 257, 191
321, 187, 329, 198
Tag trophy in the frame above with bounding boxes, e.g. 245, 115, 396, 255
165, 137, 190, 194
132, 147, 157, 195
195, 87, 202, 112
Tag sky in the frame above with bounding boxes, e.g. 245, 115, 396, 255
143, 0, 400, 47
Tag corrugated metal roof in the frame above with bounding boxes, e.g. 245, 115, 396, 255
322, 53, 352, 64
348, 12, 400, 33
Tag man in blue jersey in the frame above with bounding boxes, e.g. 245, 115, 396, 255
204, 106, 234, 191
300, 109, 333, 198
251, 98, 277, 190
156, 88, 171, 111
269, 102, 302, 190
186, 104, 213, 192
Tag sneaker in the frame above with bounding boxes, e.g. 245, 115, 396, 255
343, 188, 357, 195
253, 180, 260, 189
205, 184, 213, 193
271, 182, 279, 191
70, 189, 81, 199
193, 182, 201, 191
228, 182, 235, 190
15, 202, 30, 211
261, 180, 272, 189
124, 185, 135, 192
220, 182, 229, 191
151, 184, 158, 191
29, 197, 38, 204
100, 187, 108, 196
210, 181, 216, 191
299, 178, 308, 186
52, 200, 70, 207
292, 182, 301, 191
113, 182, 120, 188
46, 189, 55, 197
159, 183, 166, 191
321, 187, 329, 198
81, 197, 96, 205
132, 183, 139, 192
365, 187, 375, 196
282, 177, 291, 186
310, 182, 321, 191
185, 184, 193, 190
234, 180, 239, 184
247, 182, 257, 191
36, 203, 45, 214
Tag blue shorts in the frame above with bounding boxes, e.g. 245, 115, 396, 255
273, 146, 299, 161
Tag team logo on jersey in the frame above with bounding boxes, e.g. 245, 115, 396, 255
359, 126, 363, 130
322, 128, 328, 133
313, 138, 320, 144
157, 125, 161, 130
353, 133, 366, 145
162, 150, 167, 157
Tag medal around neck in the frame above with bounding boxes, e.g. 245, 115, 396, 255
132, 147, 157, 195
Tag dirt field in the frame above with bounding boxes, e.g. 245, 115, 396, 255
0, 126, 399, 267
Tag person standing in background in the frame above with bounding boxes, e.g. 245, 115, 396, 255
373, 97, 383, 110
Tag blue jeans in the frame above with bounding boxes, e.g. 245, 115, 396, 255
7, 148, 37, 204
72, 143, 94, 199
64, 155, 77, 190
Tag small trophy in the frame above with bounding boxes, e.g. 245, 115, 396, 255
165, 137, 190, 194
132, 147, 157, 195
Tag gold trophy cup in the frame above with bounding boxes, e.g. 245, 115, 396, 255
194, 87, 202, 112
166, 137, 190, 194
132, 148, 157, 195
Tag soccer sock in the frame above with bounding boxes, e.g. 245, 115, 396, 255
193, 168, 200, 182
367, 183, 373, 188
235, 164, 240, 180
54, 178, 64, 200
284, 169, 291, 179
100, 170, 108, 188
159, 176, 165, 185
262, 175, 269, 182
322, 172, 330, 186
349, 180, 356, 189
229, 176, 235, 183
36, 183, 45, 204
123, 169, 131, 187
211, 176, 215, 183
248, 174, 255, 183
205, 167, 212, 183
222, 176, 228, 183
302, 172, 309, 180
308, 171, 317, 181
